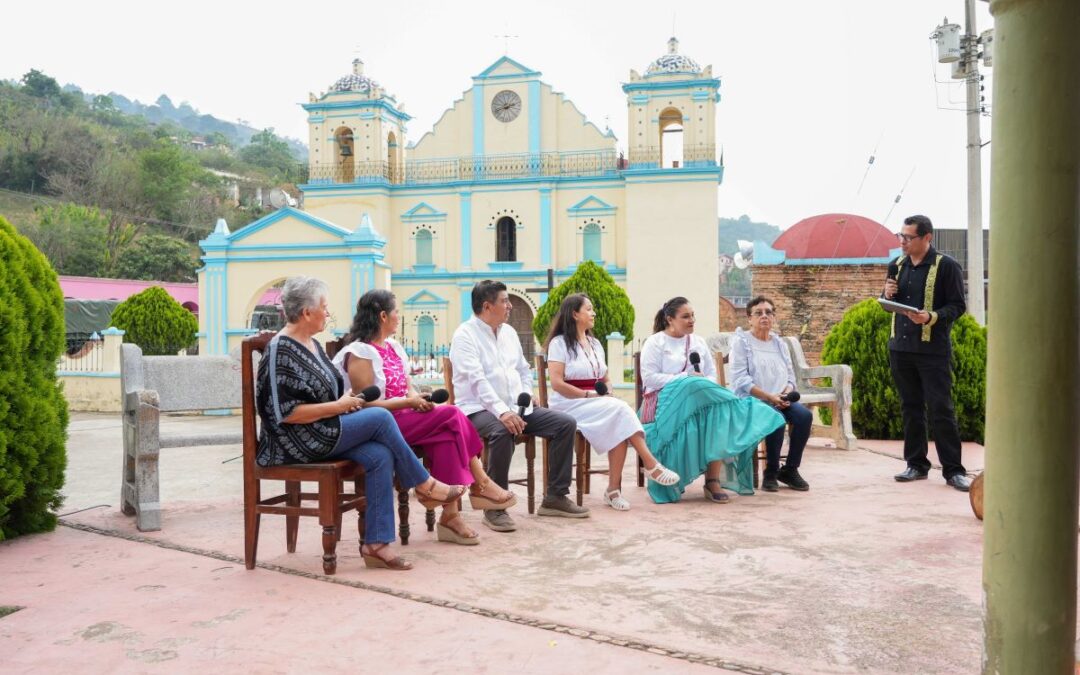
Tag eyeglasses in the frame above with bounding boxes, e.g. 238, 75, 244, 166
750, 309, 775, 317
896, 233, 926, 243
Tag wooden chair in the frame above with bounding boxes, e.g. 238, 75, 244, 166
242, 332, 366, 576
443, 357, 539, 513
632, 351, 730, 487
323, 337, 419, 541
534, 354, 596, 505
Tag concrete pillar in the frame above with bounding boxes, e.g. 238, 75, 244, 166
606, 332, 626, 384
101, 327, 125, 373
982, 1, 1080, 673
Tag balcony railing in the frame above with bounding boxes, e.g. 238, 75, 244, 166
292, 146, 716, 186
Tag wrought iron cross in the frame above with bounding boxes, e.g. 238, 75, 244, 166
525, 268, 555, 295
495, 28, 519, 54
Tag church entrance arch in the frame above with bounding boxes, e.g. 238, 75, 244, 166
508, 293, 536, 366
244, 278, 286, 331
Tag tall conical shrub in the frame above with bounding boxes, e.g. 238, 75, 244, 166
532, 260, 635, 351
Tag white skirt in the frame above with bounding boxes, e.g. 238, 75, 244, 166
549, 396, 644, 454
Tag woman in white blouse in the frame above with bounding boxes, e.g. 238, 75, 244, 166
639, 296, 784, 504
729, 296, 811, 492
544, 294, 679, 511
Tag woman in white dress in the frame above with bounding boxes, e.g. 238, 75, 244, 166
543, 294, 679, 510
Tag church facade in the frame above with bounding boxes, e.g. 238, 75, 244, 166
198, 39, 723, 357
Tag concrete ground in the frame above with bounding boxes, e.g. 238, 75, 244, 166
1, 412, 992, 674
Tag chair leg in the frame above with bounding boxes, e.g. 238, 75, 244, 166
583, 437, 592, 494
354, 476, 365, 549
636, 454, 645, 488
753, 441, 763, 489
526, 438, 537, 515
285, 481, 300, 553
244, 497, 261, 571
319, 476, 338, 576
426, 508, 436, 532
397, 485, 411, 546
575, 435, 585, 507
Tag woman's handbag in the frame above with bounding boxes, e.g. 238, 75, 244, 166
639, 336, 691, 423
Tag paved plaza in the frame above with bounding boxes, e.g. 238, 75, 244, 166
0, 412, 990, 674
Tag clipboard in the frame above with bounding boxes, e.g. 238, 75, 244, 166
877, 298, 920, 314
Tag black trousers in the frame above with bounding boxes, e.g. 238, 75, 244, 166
889, 350, 966, 479
467, 407, 577, 498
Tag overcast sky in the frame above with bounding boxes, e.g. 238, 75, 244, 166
3, 0, 994, 232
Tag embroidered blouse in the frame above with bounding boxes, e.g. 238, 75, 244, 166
331, 338, 411, 400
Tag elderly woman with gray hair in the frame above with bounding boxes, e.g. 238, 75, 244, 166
256, 276, 466, 571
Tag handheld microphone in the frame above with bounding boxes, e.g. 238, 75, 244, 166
516, 392, 532, 417
423, 389, 450, 404
359, 385, 381, 402
780, 390, 801, 403
594, 381, 609, 396
689, 351, 702, 373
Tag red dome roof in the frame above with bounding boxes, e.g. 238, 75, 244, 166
772, 213, 895, 259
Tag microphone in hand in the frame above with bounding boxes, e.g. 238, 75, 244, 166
422, 388, 450, 404
516, 392, 532, 418
594, 381, 609, 396
358, 385, 381, 402
780, 390, 801, 403
689, 351, 702, 373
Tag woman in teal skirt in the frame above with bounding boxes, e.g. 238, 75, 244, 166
638, 297, 785, 503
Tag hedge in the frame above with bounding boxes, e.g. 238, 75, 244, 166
532, 261, 635, 351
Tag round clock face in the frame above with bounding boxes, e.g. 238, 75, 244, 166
491, 89, 522, 123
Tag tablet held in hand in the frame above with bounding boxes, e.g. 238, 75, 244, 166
877, 298, 920, 314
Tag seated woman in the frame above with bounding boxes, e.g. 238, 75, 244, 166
639, 296, 785, 504
332, 289, 517, 546
256, 276, 465, 571
543, 294, 679, 511
730, 296, 811, 492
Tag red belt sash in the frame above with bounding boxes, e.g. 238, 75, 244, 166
565, 378, 600, 390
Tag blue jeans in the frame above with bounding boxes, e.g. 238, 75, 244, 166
763, 401, 813, 475
325, 407, 430, 544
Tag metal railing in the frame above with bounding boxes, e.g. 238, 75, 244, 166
59, 333, 103, 372
398, 340, 450, 379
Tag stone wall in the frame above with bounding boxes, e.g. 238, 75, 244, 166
752, 264, 888, 364
718, 296, 742, 332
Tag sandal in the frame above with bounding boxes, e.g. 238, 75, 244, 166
603, 488, 631, 511
703, 478, 730, 504
361, 543, 413, 570
436, 514, 480, 546
645, 463, 680, 486
415, 480, 468, 509
468, 479, 518, 511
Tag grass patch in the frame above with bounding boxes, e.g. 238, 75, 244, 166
0, 606, 24, 619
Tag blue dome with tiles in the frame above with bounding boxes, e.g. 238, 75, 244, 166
330, 59, 380, 93
645, 37, 702, 76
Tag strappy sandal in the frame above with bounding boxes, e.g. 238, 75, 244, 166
468, 479, 518, 511
644, 463, 680, 486
603, 488, 631, 511
703, 478, 730, 504
361, 543, 413, 570
414, 480, 468, 509
436, 514, 480, 546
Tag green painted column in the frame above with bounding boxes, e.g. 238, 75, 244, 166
983, 1, 1080, 673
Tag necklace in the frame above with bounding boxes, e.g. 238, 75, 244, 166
579, 336, 602, 379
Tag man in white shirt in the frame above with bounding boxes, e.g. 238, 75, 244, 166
450, 280, 589, 531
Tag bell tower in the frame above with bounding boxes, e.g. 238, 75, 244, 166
623, 38, 723, 338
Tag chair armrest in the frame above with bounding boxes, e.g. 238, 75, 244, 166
800, 364, 851, 381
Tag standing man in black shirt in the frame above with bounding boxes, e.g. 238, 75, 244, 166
883, 215, 973, 491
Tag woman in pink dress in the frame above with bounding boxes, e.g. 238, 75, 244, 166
333, 290, 517, 546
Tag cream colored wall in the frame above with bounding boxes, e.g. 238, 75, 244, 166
409, 90, 474, 160
550, 184, 625, 268
624, 178, 719, 339
543, 84, 613, 154
483, 81, 530, 155
62, 375, 121, 412
304, 194, 391, 235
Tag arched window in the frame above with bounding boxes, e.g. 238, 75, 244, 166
387, 130, 400, 183
334, 126, 354, 182
659, 107, 684, 168
582, 223, 602, 262
415, 229, 433, 266
416, 316, 435, 352
496, 216, 517, 262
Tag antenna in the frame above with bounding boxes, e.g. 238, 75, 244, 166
856, 130, 885, 197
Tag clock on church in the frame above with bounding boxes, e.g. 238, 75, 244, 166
490, 89, 522, 123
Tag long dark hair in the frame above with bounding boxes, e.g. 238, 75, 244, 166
544, 293, 593, 357
344, 289, 396, 345
653, 296, 689, 333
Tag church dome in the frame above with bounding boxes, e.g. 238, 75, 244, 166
772, 213, 896, 259
330, 59, 380, 94
645, 37, 702, 76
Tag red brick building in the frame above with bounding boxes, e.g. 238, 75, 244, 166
749, 213, 900, 364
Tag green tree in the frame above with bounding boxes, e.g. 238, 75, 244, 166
20, 69, 62, 100
114, 234, 198, 282
532, 260, 635, 350
819, 298, 987, 443
24, 203, 108, 276
136, 140, 204, 221
238, 128, 294, 176
110, 286, 198, 355
0, 216, 68, 541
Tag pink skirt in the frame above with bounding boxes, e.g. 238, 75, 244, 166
392, 405, 482, 485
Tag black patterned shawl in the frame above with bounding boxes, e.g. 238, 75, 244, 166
256, 335, 344, 466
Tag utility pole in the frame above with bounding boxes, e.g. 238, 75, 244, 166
931, 4, 991, 325
963, 0, 986, 325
